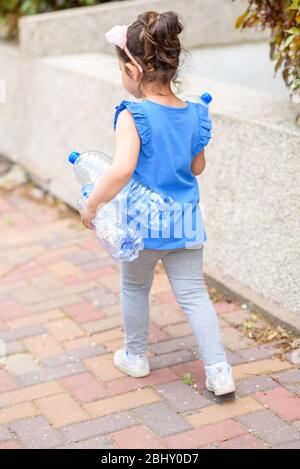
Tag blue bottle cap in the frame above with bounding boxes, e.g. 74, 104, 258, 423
200, 92, 213, 105
68, 151, 80, 164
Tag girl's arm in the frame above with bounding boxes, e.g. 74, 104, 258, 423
81, 109, 140, 229
191, 149, 206, 176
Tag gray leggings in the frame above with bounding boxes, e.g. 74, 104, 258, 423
120, 246, 227, 366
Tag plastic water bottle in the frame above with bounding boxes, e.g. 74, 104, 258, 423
184, 92, 213, 106
68, 150, 173, 261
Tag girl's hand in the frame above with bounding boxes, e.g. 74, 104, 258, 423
81, 204, 97, 230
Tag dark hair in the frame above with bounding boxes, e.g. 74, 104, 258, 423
116, 11, 185, 91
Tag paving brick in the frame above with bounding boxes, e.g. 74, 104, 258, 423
0, 425, 11, 442
40, 344, 106, 367
24, 334, 63, 359
83, 315, 123, 335
255, 386, 300, 422
284, 383, 300, 395
84, 354, 124, 381
35, 393, 88, 428
153, 291, 183, 312
97, 274, 121, 293
216, 433, 268, 449
64, 250, 95, 265
150, 335, 197, 355
41, 282, 98, 302
272, 440, 300, 449
60, 411, 137, 442
104, 338, 125, 353
236, 409, 300, 446
0, 370, 18, 392
186, 396, 264, 427
83, 388, 162, 418
0, 301, 30, 321
31, 273, 65, 290
214, 301, 240, 315
7, 309, 64, 329
63, 328, 123, 351
65, 268, 118, 286
238, 344, 279, 362
291, 420, 300, 432
47, 261, 81, 277
5, 340, 26, 356
150, 275, 172, 295
110, 425, 165, 449
82, 287, 118, 308
0, 439, 21, 449
236, 375, 278, 397
60, 436, 115, 449
28, 295, 82, 314
163, 418, 245, 449
272, 369, 300, 384
59, 373, 111, 403
150, 304, 184, 327
0, 402, 40, 425
45, 318, 84, 342
148, 323, 169, 343
63, 301, 105, 324
17, 357, 85, 384
220, 308, 251, 326
9, 416, 62, 449
221, 326, 254, 351
156, 380, 211, 412
9, 286, 45, 305
233, 358, 292, 380
171, 360, 206, 390
0, 324, 46, 343
4, 353, 40, 376
133, 401, 191, 437
149, 349, 196, 370
163, 322, 193, 338
226, 350, 246, 366
0, 382, 63, 406
99, 304, 121, 317
105, 368, 178, 395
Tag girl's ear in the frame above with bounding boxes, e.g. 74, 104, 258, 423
125, 62, 142, 81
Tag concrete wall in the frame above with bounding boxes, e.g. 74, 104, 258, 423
19, 0, 268, 57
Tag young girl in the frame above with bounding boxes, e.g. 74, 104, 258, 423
81, 10, 235, 396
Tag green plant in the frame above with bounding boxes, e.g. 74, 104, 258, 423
235, 0, 300, 103
0, 1, 121, 39
182, 372, 194, 386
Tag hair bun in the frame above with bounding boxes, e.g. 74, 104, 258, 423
137, 10, 184, 73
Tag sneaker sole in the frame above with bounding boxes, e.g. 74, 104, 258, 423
206, 382, 236, 396
113, 356, 150, 378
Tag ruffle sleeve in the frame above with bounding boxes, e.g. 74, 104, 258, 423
191, 102, 213, 157
113, 100, 152, 157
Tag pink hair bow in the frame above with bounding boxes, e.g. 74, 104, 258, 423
105, 24, 143, 73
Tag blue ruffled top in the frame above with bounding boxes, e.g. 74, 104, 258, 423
114, 97, 212, 250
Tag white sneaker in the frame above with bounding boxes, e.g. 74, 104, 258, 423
113, 348, 150, 378
205, 362, 236, 396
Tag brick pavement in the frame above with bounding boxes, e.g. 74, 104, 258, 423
0, 188, 299, 449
